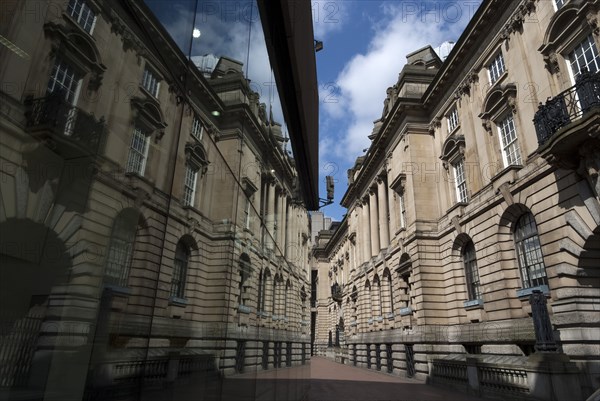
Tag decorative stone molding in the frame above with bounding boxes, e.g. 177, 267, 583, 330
428, 117, 441, 135
479, 83, 518, 131
130, 97, 168, 143
586, 10, 600, 36
440, 134, 466, 170
43, 22, 107, 90
185, 142, 209, 174
389, 173, 406, 195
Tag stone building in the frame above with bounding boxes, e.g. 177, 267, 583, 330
313, 0, 600, 399
0, 0, 317, 399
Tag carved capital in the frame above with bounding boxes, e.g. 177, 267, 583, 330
543, 53, 560, 75
587, 10, 600, 36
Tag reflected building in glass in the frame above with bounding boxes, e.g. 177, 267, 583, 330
0, 0, 317, 400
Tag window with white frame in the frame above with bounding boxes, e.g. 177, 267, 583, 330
447, 107, 459, 132
126, 128, 150, 175
568, 34, 600, 80
47, 58, 82, 104
514, 213, 548, 288
142, 65, 160, 98
453, 158, 468, 203
183, 165, 198, 207
497, 114, 522, 167
67, 0, 96, 34
488, 51, 506, 85
191, 116, 204, 141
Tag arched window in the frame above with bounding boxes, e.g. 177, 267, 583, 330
382, 269, 394, 314
462, 241, 481, 300
514, 213, 548, 288
258, 269, 270, 313
284, 279, 291, 317
171, 241, 190, 299
105, 210, 138, 287
239, 253, 251, 305
372, 275, 382, 317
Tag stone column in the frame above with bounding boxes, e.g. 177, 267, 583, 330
361, 200, 371, 264
387, 183, 397, 239
266, 182, 275, 249
369, 190, 379, 256
281, 195, 287, 256
276, 190, 283, 251
285, 200, 292, 259
377, 178, 389, 249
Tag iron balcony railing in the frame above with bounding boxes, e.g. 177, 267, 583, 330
331, 283, 343, 302
24, 92, 106, 155
533, 70, 600, 146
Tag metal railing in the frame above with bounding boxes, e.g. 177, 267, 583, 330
533, 70, 600, 145
331, 283, 343, 302
24, 93, 105, 155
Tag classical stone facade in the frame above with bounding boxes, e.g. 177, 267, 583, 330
313, 0, 600, 399
0, 0, 312, 399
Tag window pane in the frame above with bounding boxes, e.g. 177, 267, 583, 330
514, 213, 548, 288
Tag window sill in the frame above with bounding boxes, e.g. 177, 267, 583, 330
169, 296, 188, 307
62, 12, 96, 38
367, 318, 373, 325
375, 316, 383, 323
488, 70, 508, 90
516, 285, 550, 300
395, 227, 406, 236
386, 313, 395, 320
448, 123, 461, 135
491, 164, 523, 188
238, 304, 252, 314
399, 306, 413, 316
463, 299, 484, 310
104, 284, 131, 296
257, 311, 270, 318
446, 201, 468, 215
139, 85, 160, 102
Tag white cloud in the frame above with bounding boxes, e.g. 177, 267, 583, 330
312, 1, 349, 39
322, 3, 471, 163
162, 3, 286, 129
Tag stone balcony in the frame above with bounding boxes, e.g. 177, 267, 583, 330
533, 71, 600, 170
24, 93, 106, 158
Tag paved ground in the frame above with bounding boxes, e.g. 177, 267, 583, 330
81, 357, 485, 401
225, 357, 485, 401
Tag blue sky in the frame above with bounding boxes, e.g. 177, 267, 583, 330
145, 0, 480, 221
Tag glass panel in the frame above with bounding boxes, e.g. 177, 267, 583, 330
1, 0, 311, 398
514, 213, 548, 288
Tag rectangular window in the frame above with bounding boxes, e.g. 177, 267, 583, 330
47, 59, 81, 104
191, 116, 204, 140
488, 52, 506, 85
399, 193, 406, 228
183, 165, 198, 206
142, 66, 160, 98
67, 0, 96, 34
244, 198, 251, 229
568, 34, 600, 80
447, 107, 459, 132
497, 114, 522, 167
126, 128, 150, 175
453, 159, 468, 203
